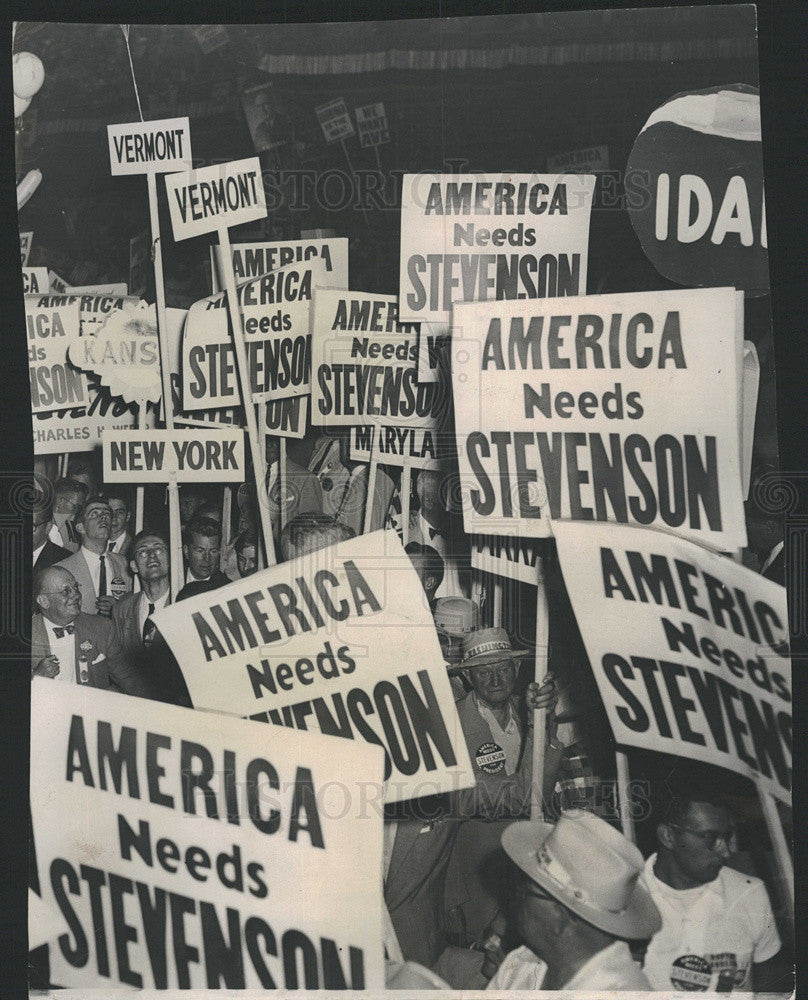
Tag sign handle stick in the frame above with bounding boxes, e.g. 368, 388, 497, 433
58, 452, 69, 478
382, 900, 404, 963
340, 139, 369, 224
615, 749, 636, 842
493, 577, 504, 628
218, 225, 276, 565
146, 169, 183, 598
279, 437, 288, 531
756, 781, 794, 916
362, 425, 379, 535
373, 144, 383, 192
400, 456, 412, 546
221, 486, 232, 574
530, 559, 549, 821
258, 406, 269, 570
134, 399, 147, 535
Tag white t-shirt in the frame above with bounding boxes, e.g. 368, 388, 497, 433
641, 854, 781, 991
488, 941, 650, 991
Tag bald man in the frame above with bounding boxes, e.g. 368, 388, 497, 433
32, 566, 149, 697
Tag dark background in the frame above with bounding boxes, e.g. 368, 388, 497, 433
2, 0, 806, 994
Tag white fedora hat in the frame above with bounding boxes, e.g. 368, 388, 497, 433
502, 810, 661, 939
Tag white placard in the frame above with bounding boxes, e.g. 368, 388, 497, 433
165, 157, 266, 241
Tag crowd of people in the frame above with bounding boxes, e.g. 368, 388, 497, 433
29, 425, 792, 993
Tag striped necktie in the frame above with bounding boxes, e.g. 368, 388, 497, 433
143, 603, 156, 646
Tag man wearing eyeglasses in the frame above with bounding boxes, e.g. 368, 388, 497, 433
111, 529, 190, 706
31, 566, 148, 697
641, 787, 788, 992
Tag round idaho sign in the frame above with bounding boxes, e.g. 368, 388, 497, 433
626, 84, 768, 295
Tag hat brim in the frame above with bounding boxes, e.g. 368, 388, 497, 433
502, 821, 662, 940
457, 647, 532, 669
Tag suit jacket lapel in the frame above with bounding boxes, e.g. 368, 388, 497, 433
385, 820, 426, 900
31, 615, 50, 671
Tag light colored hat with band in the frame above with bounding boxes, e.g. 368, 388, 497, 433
434, 597, 479, 637
502, 810, 661, 939
459, 626, 530, 669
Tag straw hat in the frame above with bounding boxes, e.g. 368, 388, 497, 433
458, 626, 530, 669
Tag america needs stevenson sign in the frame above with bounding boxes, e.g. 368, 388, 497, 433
165, 158, 266, 240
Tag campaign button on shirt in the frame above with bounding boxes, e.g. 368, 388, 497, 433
670, 954, 713, 990
475, 741, 506, 774
110, 576, 128, 598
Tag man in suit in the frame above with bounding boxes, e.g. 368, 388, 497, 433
385, 628, 561, 968
112, 529, 190, 706
56, 496, 132, 616
33, 497, 70, 572
49, 477, 88, 553
176, 515, 230, 600
31, 565, 149, 697
105, 486, 133, 560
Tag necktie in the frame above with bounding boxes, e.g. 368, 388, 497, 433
107, 540, 116, 552
142, 603, 156, 646
98, 554, 107, 597
53, 623, 75, 638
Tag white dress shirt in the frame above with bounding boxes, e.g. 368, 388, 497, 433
33, 542, 46, 567
48, 522, 68, 547
137, 589, 170, 635
42, 617, 78, 685
488, 941, 650, 991
108, 533, 128, 555
474, 693, 522, 775
80, 546, 105, 596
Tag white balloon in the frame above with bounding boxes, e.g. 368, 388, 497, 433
13, 51, 45, 100
14, 93, 31, 118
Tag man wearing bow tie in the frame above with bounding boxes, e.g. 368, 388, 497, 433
31, 566, 148, 697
